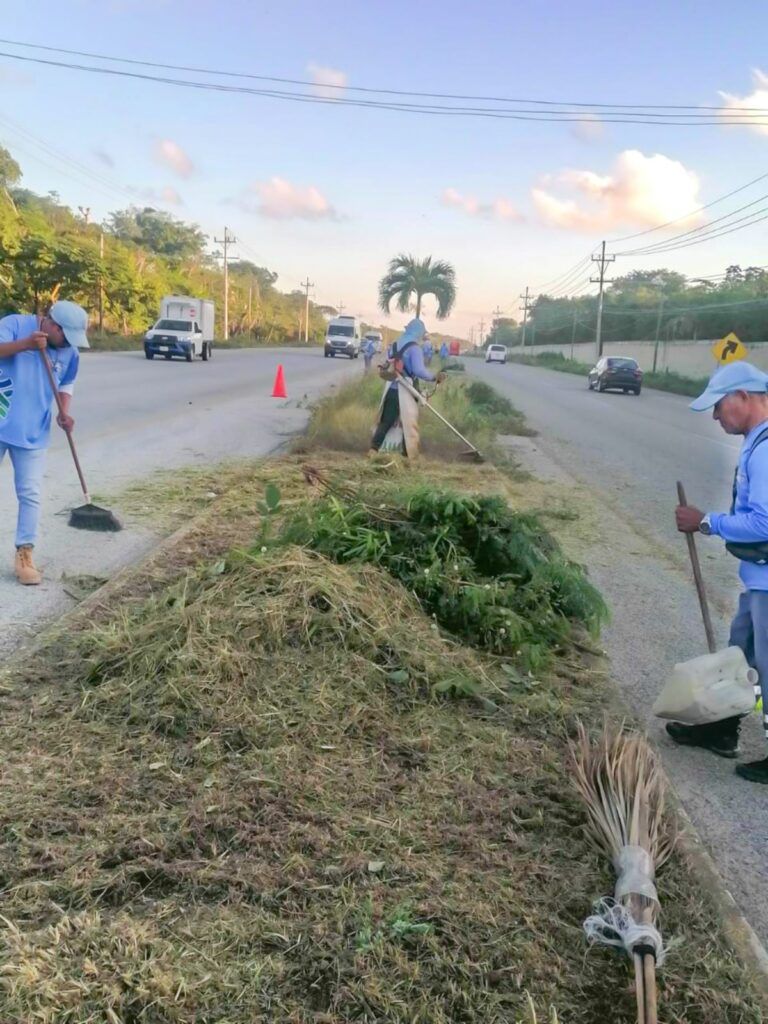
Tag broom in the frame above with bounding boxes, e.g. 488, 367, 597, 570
40, 350, 122, 532
570, 722, 676, 1024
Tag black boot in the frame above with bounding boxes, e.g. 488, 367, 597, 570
736, 757, 768, 783
665, 717, 741, 759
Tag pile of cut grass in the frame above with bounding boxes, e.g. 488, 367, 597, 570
0, 453, 763, 1022
305, 372, 531, 460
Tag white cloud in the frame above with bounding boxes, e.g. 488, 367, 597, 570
307, 62, 347, 99
570, 114, 605, 143
532, 149, 703, 232
442, 187, 523, 222
93, 149, 115, 169
719, 69, 768, 136
235, 177, 339, 220
153, 139, 194, 179
130, 185, 183, 206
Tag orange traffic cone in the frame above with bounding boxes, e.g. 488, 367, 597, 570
272, 364, 287, 398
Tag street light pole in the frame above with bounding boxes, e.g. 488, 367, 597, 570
653, 293, 666, 373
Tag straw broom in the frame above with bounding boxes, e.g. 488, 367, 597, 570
570, 722, 676, 1024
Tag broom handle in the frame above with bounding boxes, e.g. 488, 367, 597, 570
677, 481, 716, 654
633, 953, 647, 1024
39, 349, 91, 504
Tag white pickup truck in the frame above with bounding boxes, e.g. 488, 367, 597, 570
145, 295, 215, 363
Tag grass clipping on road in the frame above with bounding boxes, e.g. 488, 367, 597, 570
0, 400, 762, 1021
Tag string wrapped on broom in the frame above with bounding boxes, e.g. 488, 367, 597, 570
570, 722, 677, 1024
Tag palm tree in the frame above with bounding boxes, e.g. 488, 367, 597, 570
378, 254, 456, 320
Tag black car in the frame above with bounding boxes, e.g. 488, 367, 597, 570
588, 356, 643, 395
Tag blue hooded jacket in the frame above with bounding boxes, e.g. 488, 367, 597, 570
387, 319, 435, 391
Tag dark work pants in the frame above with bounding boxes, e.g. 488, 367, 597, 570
370, 388, 400, 450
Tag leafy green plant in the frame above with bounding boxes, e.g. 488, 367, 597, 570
278, 483, 607, 670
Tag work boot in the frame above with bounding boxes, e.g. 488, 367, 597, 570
665, 718, 741, 759
736, 758, 768, 784
15, 545, 41, 586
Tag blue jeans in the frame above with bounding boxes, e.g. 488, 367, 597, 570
0, 443, 46, 547
730, 590, 768, 739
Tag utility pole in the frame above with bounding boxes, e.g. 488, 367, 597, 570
78, 206, 91, 225
337, 301, 345, 315
652, 293, 666, 373
491, 305, 503, 345
590, 240, 615, 360
469, 326, 475, 348
570, 309, 577, 361
214, 227, 237, 340
479, 317, 485, 347
301, 276, 315, 344
98, 230, 104, 334
519, 287, 533, 348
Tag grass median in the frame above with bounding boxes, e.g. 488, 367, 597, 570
507, 351, 709, 397
0, 379, 762, 1022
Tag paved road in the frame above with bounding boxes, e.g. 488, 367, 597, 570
467, 360, 768, 942
0, 347, 358, 657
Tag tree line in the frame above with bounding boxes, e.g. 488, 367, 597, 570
0, 145, 330, 342
488, 267, 768, 349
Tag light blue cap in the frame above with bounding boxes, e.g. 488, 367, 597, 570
49, 300, 89, 349
690, 360, 768, 411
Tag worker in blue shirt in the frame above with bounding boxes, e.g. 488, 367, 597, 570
361, 335, 376, 372
0, 300, 89, 585
422, 336, 434, 366
672, 361, 768, 782
370, 318, 445, 456
439, 341, 449, 361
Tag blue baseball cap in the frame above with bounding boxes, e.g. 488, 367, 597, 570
49, 300, 89, 349
689, 360, 768, 411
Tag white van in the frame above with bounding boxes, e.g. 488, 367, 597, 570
325, 316, 360, 359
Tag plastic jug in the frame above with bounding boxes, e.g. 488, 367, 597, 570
653, 646, 758, 725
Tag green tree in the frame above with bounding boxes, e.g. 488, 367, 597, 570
378, 254, 456, 320
107, 207, 207, 263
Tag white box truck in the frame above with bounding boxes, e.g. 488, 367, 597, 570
324, 315, 360, 359
145, 295, 215, 363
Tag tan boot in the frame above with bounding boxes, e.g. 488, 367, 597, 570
15, 545, 42, 586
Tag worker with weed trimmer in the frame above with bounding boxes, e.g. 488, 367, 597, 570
672, 361, 768, 783
370, 318, 445, 458
0, 301, 89, 585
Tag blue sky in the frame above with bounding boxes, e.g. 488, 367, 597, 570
1, 0, 768, 335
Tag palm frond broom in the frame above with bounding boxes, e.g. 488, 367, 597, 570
570, 722, 677, 1024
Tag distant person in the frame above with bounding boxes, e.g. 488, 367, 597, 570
0, 301, 89, 585
672, 361, 768, 783
370, 318, 445, 458
361, 335, 376, 372
422, 336, 434, 366
439, 341, 449, 361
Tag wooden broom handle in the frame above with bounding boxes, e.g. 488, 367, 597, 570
39, 348, 91, 504
677, 481, 716, 654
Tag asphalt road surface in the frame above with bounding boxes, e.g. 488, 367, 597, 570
467, 359, 768, 942
0, 347, 358, 657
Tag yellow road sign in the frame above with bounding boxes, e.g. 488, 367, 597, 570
712, 332, 748, 364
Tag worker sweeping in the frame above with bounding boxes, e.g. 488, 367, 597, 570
0, 301, 89, 585
671, 361, 768, 783
370, 317, 445, 459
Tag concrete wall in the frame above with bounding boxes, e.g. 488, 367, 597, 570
518, 339, 768, 377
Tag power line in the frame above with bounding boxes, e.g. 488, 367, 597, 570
3, 37, 768, 112
608, 169, 768, 245
2, 49, 768, 126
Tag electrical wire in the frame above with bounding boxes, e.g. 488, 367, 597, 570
2, 37, 768, 112
1, 50, 768, 126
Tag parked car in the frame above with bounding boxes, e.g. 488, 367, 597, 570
588, 356, 643, 395
485, 344, 507, 364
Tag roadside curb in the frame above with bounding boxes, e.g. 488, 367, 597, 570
672, 794, 768, 1004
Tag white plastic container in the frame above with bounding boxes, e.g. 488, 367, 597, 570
653, 646, 758, 725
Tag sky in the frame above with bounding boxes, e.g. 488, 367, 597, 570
1, 0, 768, 337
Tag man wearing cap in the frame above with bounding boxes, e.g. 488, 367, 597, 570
0, 300, 89, 585
672, 360, 768, 782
